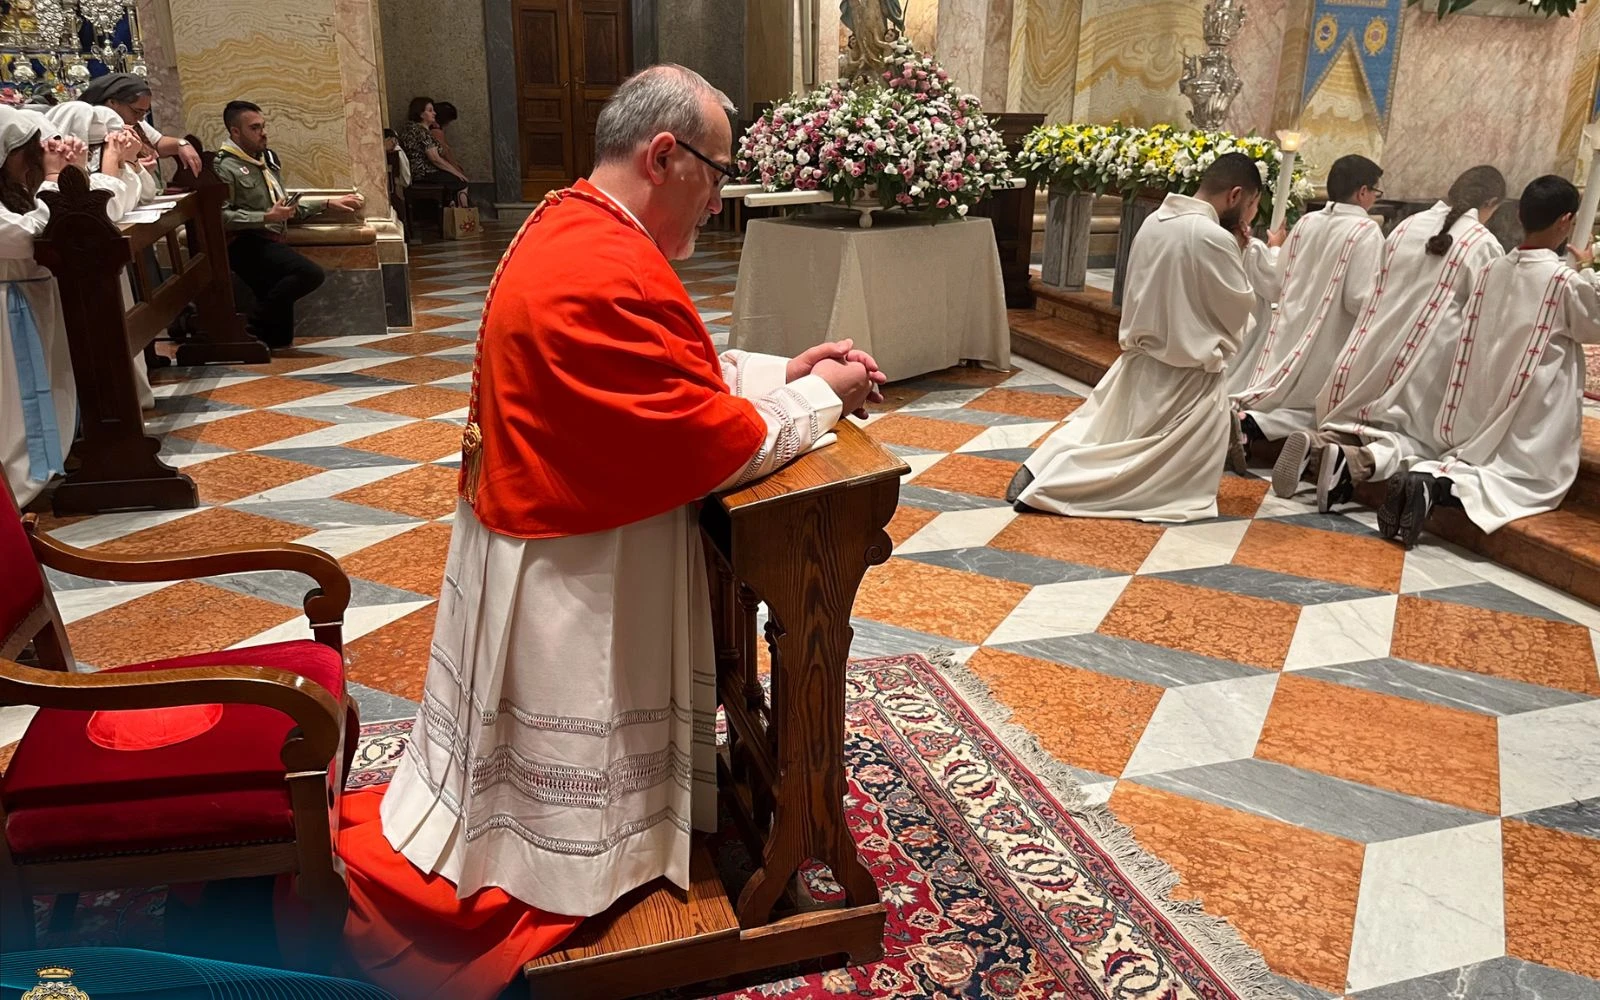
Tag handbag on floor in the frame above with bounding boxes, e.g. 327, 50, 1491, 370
443, 205, 481, 240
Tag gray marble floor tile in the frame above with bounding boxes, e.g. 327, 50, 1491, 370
997, 381, 1082, 398
901, 546, 1118, 586
416, 302, 485, 317
1349, 956, 1600, 1000
290, 372, 408, 390
1152, 563, 1388, 606
916, 406, 1042, 427
1511, 796, 1600, 841
1266, 511, 1377, 537
210, 570, 430, 609
272, 405, 413, 425
229, 498, 420, 529
157, 436, 234, 456
153, 395, 247, 415
883, 442, 946, 458
299, 345, 407, 359
1297, 658, 1591, 717
1269, 974, 1338, 1000
896, 485, 1011, 511
993, 632, 1266, 688
253, 446, 415, 470
846, 619, 958, 659
1131, 758, 1492, 843
965, 447, 1036, 463
44, 568, 121, 592
1410, 582, 1578, 625
349, 682, 420, 723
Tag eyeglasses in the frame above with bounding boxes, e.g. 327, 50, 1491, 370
674, 136, 740, 188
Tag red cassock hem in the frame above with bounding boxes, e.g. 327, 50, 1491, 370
276, 785, 582, 1000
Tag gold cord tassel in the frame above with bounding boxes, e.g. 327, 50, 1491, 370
461, 421, 484, 504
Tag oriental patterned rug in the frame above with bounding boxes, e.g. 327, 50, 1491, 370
30, 652, 1276, 1000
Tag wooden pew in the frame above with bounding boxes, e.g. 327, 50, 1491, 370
33, 161, 264, 516
522, 422, 905, 999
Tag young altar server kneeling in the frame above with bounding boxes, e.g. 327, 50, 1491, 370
1232, 155, 1385, 490
1006, 153, 1259, 522
1380, 175, 1600, 547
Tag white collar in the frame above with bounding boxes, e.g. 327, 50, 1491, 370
1325, 202, 1369, 217
587, 182, 652, 239
1156, 192, 1219, 223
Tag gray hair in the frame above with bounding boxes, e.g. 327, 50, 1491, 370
593, 64, 734, 166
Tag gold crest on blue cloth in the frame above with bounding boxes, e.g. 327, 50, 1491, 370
22, 967, 90, 1000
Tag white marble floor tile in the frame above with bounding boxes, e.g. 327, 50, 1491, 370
46, 508, 204, 549
144, 409, 239, 434
1345, 820, 1505, 994
900, 452, 946, 480
899, 387, 988, 412
0, 704, 38, 747
429, 373, 475, 386
1079, 780, 1116, 808
152, 374, 260, 398
1282, 595, 1397, 671
984, 576, 1133, 645
437, 407, 471, 421
251, 420, 416, 451
1009, 357, 1095, 396
293, 523, 425, 559
1498, 699, 1600, 816
955, 421, 1058, 454
1253, 493, 1321, 518
234, 465, 413, 504
1457, 559, 1600, 632
1400, 544, 1488, 594
1121, 673, 1279, 778
53, 581, 180, 624
897, 507, 1018, 555
1136, 520, 1252, 575
304, 334, 394, 348
269, 387, 394, 410
228, 599, 435, 649
165, 451, 233, 469
293, 357, 394, 375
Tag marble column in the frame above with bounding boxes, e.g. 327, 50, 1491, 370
936, 0, 1014, 111
1072, 0, 1202, 125
483, 0, 523, 204
134, 0, 184, 134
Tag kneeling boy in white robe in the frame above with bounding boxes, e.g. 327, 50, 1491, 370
1379, 175, 1600, 547
1006, 153, 1258, 522
1232, 155, 1384, 490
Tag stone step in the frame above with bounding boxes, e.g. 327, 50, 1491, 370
1010, 280, 1600, 606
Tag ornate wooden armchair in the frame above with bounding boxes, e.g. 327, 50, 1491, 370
0, 489, 358, 968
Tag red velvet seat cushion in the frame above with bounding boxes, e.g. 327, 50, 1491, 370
2, 640, 345, 861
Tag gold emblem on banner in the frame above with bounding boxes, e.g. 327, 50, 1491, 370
1314, 14, 1339, 53
22, 967, 91, 1000
1363, 16, 1388, 55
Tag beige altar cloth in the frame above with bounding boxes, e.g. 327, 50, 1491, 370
729, 215, 1011, 380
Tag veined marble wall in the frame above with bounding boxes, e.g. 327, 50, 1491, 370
936, 0, 1014, 110
661, 0, 747, 113
134, 0, 184, 136
1072, 0, 1202, 126
904, 0, 940, 54
1223, 0, 1287, 137
378, 0, 495, 182
1006, 0, 1079, 121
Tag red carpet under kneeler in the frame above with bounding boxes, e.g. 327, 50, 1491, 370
282, 785, 583, 1000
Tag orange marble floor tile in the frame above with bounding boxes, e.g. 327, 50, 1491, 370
989, 514, 1164, 574
1216, 475, 1270, 519
1098, 577, 1301, 670
345, 604, 438, 702
697, 293, 735, 312
339, 523, 453, 596
410, 295, 470, 312
966, 647, 1163, 776
1503, 819, 1600, 980
67, 580, 301, 669
1029, 422, 1065, 447
964, 388, 1082, 422
360, 356, 473, 385
201, 377, 336, 408
411, 312, 481, 334
346, 421, 464, 462
1257, 674, 1500, 814
853, 558, 1029, 645
92, 507, 314, 556
368, 333, 471, 356
917, 366, 1014, 388
910, 454, 1020, 500
886, 505, 939, 547
1108, 782, 1364, 994
255, 350, 340, 376
1390, 596, 1600, 696
183, 453, 321, 505
335, 465, 460, 521
168, 411, 332, 451
353, 386, 471, 419
864, 413, 985, 452
1233, 519, 1404, 592
868, 384, 929, 413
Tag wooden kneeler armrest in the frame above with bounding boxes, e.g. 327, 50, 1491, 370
25, 525, 351, 652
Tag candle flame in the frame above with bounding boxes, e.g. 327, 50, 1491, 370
1275, 130, 1304, 153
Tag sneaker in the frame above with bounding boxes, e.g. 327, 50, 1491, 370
1376, 475, 1407, 541
1315, 443, 1351, 513
1227, 410, 1249, 474
1272, 432, 1313, 498
1004, 465, 1035, 505
1399, 474, 1433, 550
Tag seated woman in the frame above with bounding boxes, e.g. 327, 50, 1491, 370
429, 101, 467, 174
0, 105, 137, 506
399, 96, 470, 208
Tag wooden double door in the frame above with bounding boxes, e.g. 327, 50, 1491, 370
513, 0, 633, 200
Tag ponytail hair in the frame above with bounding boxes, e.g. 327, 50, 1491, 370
1426, 164, 1507, 256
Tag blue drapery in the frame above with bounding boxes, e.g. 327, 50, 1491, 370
1301, 0, 1404, 125
4, 279, 65, 484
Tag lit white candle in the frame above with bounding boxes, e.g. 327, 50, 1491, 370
1270, 130, 1303, 234
1572, 123, 1600, 258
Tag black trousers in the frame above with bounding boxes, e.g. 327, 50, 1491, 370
227, 231, 326, 348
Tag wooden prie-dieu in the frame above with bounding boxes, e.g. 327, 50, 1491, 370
521, 421, 907, 999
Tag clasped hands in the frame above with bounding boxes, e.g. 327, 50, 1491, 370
265, 191, 364, 223
787, 338, 887, 418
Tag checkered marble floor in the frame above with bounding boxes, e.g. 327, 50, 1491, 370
8, 224, 1600, 1000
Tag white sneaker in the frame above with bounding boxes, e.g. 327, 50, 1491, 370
1315, 443, 1349, 513
1271, 431, 1313, 498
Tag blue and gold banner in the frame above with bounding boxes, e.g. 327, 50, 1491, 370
1302, 0, 1404, 124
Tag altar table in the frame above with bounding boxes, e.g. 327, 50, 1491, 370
728, 215, 1011, 381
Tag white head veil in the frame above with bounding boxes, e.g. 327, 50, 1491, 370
47, 101, 124, 144
0, 105, 42, 161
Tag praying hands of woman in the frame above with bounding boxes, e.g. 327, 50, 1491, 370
99, 129, 140, 174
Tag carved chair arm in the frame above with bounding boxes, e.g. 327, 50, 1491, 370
26, 527, 351, 633
0, 658, 344, 773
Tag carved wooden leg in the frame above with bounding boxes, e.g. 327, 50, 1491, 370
176, 196, 269, 366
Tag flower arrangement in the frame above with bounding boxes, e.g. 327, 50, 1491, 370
1017, 122, 1317, 228
736, 38, 1014, 221
1419, 0, 1585, 17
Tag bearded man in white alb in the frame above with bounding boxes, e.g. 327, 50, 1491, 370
1005, 152, 1259, 522
1231, 154, 1384, 493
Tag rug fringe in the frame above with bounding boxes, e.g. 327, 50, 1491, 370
924, 647, 1290, 1000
